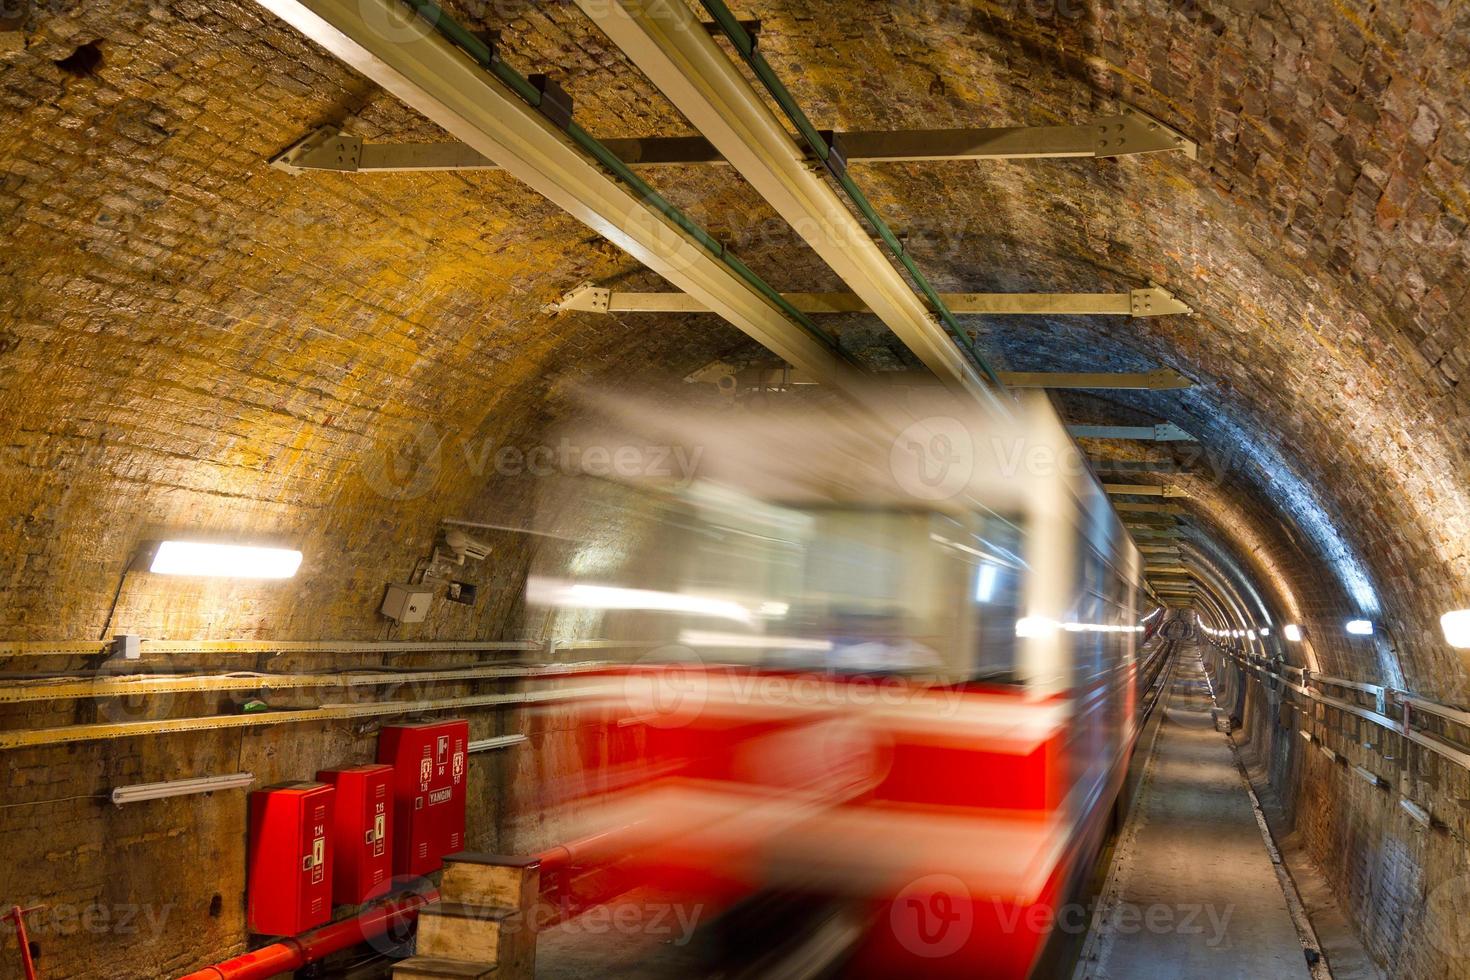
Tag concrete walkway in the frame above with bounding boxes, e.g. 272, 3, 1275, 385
1075, 648, 1312, 980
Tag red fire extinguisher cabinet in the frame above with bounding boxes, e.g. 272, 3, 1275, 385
377, 719, 469, 876
247, 782, 335, 936
317, 764, 394, 904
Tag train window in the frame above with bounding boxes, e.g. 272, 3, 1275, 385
965, 513, 1027, 685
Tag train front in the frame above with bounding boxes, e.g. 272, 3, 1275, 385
520, 385, 1143, 977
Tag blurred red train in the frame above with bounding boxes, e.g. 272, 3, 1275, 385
524, 385, 1165, 977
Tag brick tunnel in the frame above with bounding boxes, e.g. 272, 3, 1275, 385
1, 0, 1468, 977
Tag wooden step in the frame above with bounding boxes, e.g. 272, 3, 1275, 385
392, 955, 496, 979
416, 903, 522, 965
440, 852, 541, 910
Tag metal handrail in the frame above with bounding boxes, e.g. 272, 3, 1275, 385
1209, 643, 1470, 775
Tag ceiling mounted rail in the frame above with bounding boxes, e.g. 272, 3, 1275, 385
574, 0, 1006, 407
1103, 484, 1190, 497
1068, 423, 1197, 442
249, 0, 858, 390
687, 361, 1191, 392
271, 109, 1195, 173
549, 282, 1192, 318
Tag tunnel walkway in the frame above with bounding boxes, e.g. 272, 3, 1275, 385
1074, 646, 1313, 979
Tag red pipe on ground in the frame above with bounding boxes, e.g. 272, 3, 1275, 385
3, 905, 42, 980
176, 892, 436, 980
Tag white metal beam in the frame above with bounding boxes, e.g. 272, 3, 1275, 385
688, 360, 1191, 392
1103, 483, 1191, 497
250, 0, 855, 390
550, 282, 1192, 318
573, 0, 993, 403
269, 108, 1196, 173
1069, 423, 1197, 442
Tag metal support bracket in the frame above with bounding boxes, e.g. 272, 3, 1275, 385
1130, 285, 1192, 316
269, 125, 364, 174
1068, 422, 1197, 442
268, 104, 1196, 174
550, 281, 1193, 318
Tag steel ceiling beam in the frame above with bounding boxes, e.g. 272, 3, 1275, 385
1103, 484, 1190, 497
1090, 458, 1196, 472
550, 282, 1193, 318
574, 0, 1002, 405
1127, 526, 1184, 538
249, 0, 856, 390
690, 361, 1190, 391
270, 107, 1196, 173
1113, 502, 1187, 515
1069, 423, 1197, 442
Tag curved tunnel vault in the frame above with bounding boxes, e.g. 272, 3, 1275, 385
1, 0, 1469, 976
2, 0, 1467, 696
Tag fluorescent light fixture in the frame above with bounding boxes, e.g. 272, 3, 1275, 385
1441, 610, 1470, 649
111, 772, 254, 805
1260, 627, 1270, 637
150, 541, 301, 579
679, 630, 832, 651
1284, 624, 1304, 642
1346, 619, 1374, 636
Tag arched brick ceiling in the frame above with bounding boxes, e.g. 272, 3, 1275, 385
2, 1, 1466, 697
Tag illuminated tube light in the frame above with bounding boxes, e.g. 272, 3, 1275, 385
1346, 620, 1374, 636
1283, 624, 1304, 642
1015, 616, 1059, 638
150, 541, 302, 579
111, 772, 255, 805
679, 630, 832, 651
1441, 610, 1470, 649
526, 578, 754, 624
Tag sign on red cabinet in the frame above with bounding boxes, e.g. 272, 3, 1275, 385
317, 764, 394, 904
247, 782, 334, 936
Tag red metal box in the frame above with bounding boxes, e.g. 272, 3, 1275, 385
247, 781, 334, 936
377, 719, 469, 876
317, 764, 394, 904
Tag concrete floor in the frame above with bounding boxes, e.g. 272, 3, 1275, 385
1074, 651, 1311, 980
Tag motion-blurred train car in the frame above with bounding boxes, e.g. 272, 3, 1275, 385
524, 384, 1159, 977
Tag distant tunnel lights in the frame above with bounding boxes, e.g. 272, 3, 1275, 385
1346, 619, 1374, 636
1283, 624, 1304, 643
1441, 610, 1470, 649
149, 541, 302, 579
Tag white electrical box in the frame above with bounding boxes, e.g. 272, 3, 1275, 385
381, 584, 432, 623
